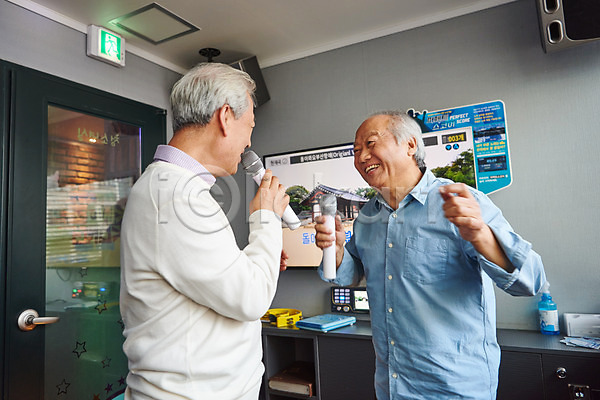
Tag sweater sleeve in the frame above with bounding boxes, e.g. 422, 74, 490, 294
153, 171, 283, 322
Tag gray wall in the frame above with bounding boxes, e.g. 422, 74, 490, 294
2, 0, 599, 331
0, 0, 181, 135
0, 0, 182, 308
250, 0, 600, 330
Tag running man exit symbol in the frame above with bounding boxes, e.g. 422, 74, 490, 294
87, 25, 126, 67
101, 30, 121, 60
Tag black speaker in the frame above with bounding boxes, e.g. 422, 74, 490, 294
536, 0, 600, 52
230, 56, 270, 107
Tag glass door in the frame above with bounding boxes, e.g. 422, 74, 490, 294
2, 61, 165, 400
45, 105, 141, 399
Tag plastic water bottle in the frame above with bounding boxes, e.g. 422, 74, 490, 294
538, 282, 559, 335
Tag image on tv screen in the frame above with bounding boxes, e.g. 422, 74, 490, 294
264, 143, 374, 267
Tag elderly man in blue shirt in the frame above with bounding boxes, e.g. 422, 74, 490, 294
315, 110, 546, 400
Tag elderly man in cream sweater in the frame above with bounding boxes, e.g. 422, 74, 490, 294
120, 63, 289, 400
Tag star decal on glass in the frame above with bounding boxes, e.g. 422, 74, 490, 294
95, 299, 108, 314
93, 394, 101, 400
102, 357, 111, 368
117, 318, 125, 330
72, 341, 87, 358
104, 383, 113, 394
56, 378, 70, 395
118, 376, 126, 386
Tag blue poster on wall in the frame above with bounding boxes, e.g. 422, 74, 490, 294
409, 100, 512, 194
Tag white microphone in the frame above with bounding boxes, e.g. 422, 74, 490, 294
241, 150, 301, 230
319, 194, 337, 280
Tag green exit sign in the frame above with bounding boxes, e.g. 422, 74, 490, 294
87, 25, 125, 67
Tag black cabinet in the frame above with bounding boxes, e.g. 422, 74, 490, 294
542, 354, 600, 400
497, 351, 545, 400
263, 325, 600, 400
498, 353, 600, 400
318, 335, 376, 400
262, 330, 319, 400
497, 330, 600, 400
261, 321, 374, 400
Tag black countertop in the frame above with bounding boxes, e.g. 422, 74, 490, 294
263, 320, 600, 357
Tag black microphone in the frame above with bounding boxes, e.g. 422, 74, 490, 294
241, 150, 301, 230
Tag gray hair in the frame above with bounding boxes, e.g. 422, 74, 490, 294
369, 110, 426, 169
170, 63, 256, 132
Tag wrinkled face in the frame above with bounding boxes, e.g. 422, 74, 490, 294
226, 94, 255, 175
353, 115, 414, 191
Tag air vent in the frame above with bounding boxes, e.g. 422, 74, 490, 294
109, 3, 199, 45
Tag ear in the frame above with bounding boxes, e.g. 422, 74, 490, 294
406, 136, 418, 156
217, 104, 232, 136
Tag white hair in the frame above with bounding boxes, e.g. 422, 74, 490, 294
170, 63, 256, 132
369, 110, 426, 169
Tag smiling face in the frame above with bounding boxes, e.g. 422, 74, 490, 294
353, 114, 420, 194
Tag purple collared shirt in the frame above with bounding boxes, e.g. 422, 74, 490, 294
153, 145, 216, 186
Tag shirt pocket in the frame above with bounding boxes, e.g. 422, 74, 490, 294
402, 236, 448, 284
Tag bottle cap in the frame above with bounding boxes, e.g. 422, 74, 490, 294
542, 281, 550, 294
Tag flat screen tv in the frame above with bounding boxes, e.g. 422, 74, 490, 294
263, 143, 374, 268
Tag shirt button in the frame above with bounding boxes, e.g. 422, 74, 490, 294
392, 373, 398, 379
387, 274, 393, 280
388, 243, 393, 248
388, 307, 393, 313
390, 340, 395, 346
392, 213, 397, 218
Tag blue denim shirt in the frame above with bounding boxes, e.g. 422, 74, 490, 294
319, 170, 546, 400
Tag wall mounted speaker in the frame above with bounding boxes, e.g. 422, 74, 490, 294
536, 0, 600, 52
230, 56, 270, 107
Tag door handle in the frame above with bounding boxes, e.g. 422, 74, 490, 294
17, 309, 60, 331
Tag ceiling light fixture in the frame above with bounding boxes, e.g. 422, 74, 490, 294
199, 47, 221, 62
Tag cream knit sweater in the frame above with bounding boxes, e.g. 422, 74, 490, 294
120, 161, 282, 399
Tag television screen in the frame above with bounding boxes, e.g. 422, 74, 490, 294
263, 143, 374, 268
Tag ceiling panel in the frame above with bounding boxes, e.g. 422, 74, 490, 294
10, 0, 516, 72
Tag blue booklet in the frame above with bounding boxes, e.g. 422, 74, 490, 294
296, 314, 356, 332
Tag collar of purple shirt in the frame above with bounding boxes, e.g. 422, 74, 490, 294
153, 144, 216, 186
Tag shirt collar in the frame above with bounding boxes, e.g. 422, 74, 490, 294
410, 169, 437, 205
374, 169, 437, 210
153, 145, 216, 186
